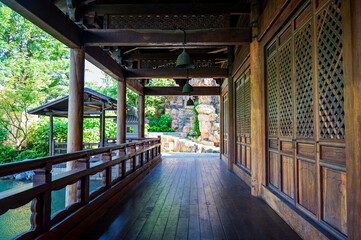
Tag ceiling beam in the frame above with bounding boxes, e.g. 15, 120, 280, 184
123, 53, 228, 61
1, 0, 82, 48
144, 87, 220, 96
80, 3, 250, 16
124, 68, 228, 80
83, 28, 251, 47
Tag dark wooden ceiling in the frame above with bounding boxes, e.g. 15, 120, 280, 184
51, 0, 250, 70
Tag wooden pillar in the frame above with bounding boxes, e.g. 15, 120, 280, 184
138, 94, 145, 138
117, 80, 126, 144
100, 103, 105, 147
342, 0, 361, 238
227, 46, 235, 171
66, 47, 85, 205
250, 0, 264, 196
49, 114, 53, 156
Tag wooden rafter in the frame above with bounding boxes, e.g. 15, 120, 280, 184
79, 3, 250, 16
144, 87, 220, 96
83, 28, 251, 47
124, 68, 228, 80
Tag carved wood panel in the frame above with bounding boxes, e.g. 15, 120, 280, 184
316, 0, 344, 140
267, 51, 278, 137
278, 40, 293, 137
235, 69, 251, 171
295, 20, 314, 139
108, 14, 227, 30
265, 0, 347, 236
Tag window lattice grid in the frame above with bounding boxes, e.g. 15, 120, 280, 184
267, 55, 278, 137
317, 0, 345, 140
244, 72, 251, 137
279, 40, 294, 137
295, 20, 314, 138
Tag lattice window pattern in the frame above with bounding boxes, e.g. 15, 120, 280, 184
244, 72, 251, 137
279, 40, 294, 137
141, 59, 214, 69
295, 20, 314, 138
267, 55, 278, 137
109, 14, 226, 29
317, 0, 345, 140
236, 81, 242, 137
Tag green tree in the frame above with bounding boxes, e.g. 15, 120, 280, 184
0, 3, 69, 148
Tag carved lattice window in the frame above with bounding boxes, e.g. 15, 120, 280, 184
236, 80, 242, 137
267, 53, 278, 137
317, 0, 344, 140
244, 72, 251, 137
295, 20, 314, 138
278, 40, 293, 137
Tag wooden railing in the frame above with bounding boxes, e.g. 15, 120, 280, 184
0, 137, 161, 240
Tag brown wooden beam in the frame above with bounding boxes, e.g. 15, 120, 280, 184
84, 47, 143, 94
144, 87, 220, 96
80, 3, 250, 16
1, 0, 81, 48
123, 53, 228, 61
124, 68, 227, 79
83, 28, 251, 47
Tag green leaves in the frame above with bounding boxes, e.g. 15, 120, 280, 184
148, 114, 174, 132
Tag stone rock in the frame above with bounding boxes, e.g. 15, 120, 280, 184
196, 104, 216, 114
198, 114, 210, 121
199, 121, 212, 133
201, 140, 214, 146
171, 120, 178, 129
209, 113, 218, 122
183, 126, 192, 134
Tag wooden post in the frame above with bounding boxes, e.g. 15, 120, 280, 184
100, 103, 105, 147
49, 114, 53, 156
138, 94, 145, 138
250, 0, 264, 196
66, 47, 85, 206
342, 0, 361, 238
117, 80, 126, 144
227, 47, 235, 171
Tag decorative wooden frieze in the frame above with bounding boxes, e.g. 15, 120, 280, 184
108, 14, 227, 29
140, 59, 214, 69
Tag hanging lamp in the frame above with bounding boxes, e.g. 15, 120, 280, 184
176, 30, 194, 69
186, 96, 194, 106
182, 70, 193, 94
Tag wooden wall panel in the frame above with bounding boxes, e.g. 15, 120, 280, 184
269, 152, 279, 188
264, 0, 347, 237
297, 160, 317, 214
322, 167, 347, 235
281, 155, 294, 199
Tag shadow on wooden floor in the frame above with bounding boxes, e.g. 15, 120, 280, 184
80, 153, 301, 240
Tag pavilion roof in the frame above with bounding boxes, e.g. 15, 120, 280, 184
28, 88, 136, 117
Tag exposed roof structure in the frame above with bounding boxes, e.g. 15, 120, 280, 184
28, 88, 136, 117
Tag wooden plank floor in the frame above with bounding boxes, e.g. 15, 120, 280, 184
80, 154, 301, 240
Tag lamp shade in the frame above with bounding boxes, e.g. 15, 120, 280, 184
176, 49, 195, 69
186, 97, 194, 106
182, 82, 193, 94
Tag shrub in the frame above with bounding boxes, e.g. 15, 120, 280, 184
0, 145, 18, 164
15, 150, 43, 162
148, 114, 174, 132
192, 101, 200, 137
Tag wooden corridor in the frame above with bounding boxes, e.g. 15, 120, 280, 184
81, 154, 301, 240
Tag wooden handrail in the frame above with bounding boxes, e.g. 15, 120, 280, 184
0, 138, 159, 177
0, 137, 162, 240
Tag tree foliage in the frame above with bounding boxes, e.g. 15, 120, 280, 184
0, 3, 69, 148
